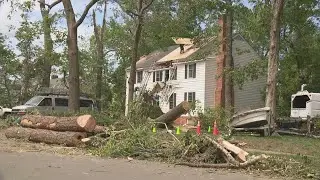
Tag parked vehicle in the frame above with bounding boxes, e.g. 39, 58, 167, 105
11, 92, 98, 116
0, 106, 12, 119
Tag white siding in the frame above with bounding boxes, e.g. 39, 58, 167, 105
125, 60, 206, 116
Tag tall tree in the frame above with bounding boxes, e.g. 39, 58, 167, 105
93, 0, 108, 110
0, 34, 17, 107
265, 0, 284, 127
38, 0, 61, 87
224, 0, 234, 113
61, 0, 99, 111
15, 8, 41, 103
115, 0, 155, 109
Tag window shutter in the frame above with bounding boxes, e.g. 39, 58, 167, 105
185, 64, 187, 79
193, 92, 196, 101
174, 67, 177, 80
193, 63, 196, 78
160, 71, 163, 81
135, 72, 137, 84
184, 92, 187, 101
153, 72, 155, 82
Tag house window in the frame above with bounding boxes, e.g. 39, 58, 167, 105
185, 63, 196, 79
170, 67, 177, 80
153, 71, 163, 82
184, 92, 196, 102
165, 70, 170, 81
169, 93, 176, 109
153, 95, 160, 106
137, 71, 143, 83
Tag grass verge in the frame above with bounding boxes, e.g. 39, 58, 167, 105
234, 134, 320, 179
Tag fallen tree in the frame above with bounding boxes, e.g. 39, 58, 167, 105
20, 114, 97, 132
155, 101, 190, 124
5, 127, 87, 147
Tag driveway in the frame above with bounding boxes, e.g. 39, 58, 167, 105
0, 151, 282, 180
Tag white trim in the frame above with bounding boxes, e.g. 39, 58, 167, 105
172, 59, 205, 65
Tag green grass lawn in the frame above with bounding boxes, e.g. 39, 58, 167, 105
233, 134, 320, 179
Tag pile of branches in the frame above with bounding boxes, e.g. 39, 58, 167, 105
4, 114, 107, 147
92, 125, 267, 169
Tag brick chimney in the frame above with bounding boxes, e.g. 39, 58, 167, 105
214, 14, 227, 108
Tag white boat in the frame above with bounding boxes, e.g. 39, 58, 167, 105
230, 107, 271, 128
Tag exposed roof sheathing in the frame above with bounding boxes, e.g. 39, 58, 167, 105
134, 45, 179, 70
171, 37, 194, 45
156, 45, 200, 63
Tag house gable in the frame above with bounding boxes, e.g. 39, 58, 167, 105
204, 34, 266, 112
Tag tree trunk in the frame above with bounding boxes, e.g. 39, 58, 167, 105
20, 114, 97, 132
128, 17, 143, 106
224, 0, 234, 114
62, 0, 99, 111
93, 2, 107, 111
265, 0, 284, 127
62, 0, 80, 112
39, 0, 53, 88
155, 101, 190, 124
5, 127, 87, 147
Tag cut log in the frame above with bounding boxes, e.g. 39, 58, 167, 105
5, 127, 87, 147
93, 125, 107, 134
20, 114, 96, 132
217, 137, 249, 162
155, 101, 190, 124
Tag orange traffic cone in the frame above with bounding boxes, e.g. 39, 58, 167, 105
213, 120, 219, 135
196, 120, 201, 135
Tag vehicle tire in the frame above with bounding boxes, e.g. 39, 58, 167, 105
3, 112, 10, 119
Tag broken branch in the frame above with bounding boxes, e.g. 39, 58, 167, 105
204, 135, 240, 166
175, 154, 267, 168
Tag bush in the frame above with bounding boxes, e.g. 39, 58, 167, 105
198, 106, 232, 136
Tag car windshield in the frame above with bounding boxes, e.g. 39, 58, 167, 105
24, 96, 43, 106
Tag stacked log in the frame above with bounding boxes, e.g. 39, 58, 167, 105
5, 114, 107, 147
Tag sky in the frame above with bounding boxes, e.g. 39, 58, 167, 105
0, 0, 252, 54
0, 0, 119, 52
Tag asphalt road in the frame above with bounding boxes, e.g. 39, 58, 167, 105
0, 151, 281, 180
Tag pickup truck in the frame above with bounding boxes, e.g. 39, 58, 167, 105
0, 106, 11, 119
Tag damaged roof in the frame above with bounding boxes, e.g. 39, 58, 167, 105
128, 45, 179, 70
127, 34, 246, 71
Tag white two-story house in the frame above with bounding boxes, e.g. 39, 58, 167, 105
125, 33, 266, 122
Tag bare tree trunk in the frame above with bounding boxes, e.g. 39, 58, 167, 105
224, 0, 234, 114
127, 0, 154, 108
128, 17, 143, 104
93, 1, 107, 111
39, 1, 53, 88
265, 0, 284, 127
62, 0, 98, 111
